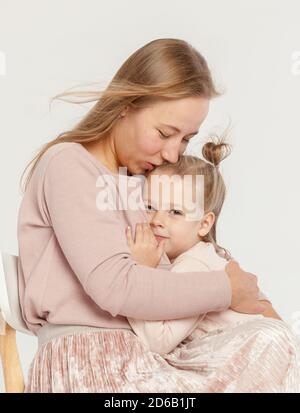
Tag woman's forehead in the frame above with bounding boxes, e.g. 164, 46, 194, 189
148, 96, 209, 133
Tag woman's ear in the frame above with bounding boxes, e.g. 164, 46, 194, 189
198, 212, 215, 237
120, 105, 131, 117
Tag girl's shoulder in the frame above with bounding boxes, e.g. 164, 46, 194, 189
173, 241, 227, 270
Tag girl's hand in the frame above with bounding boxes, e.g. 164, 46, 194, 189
126, 223, 167, 267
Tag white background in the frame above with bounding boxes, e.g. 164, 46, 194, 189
0, 0, 300, 391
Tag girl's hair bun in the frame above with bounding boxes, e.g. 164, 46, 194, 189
202, 134, 232, 167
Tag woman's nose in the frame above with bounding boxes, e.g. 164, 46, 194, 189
160, 138, 182, 164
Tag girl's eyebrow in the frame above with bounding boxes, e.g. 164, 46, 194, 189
144, 199, 185, 211
161, 123, 199, 136
143, 199, 155, 208
169, 203, 185, 211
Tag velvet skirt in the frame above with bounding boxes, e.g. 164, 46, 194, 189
25, 319, 300, 393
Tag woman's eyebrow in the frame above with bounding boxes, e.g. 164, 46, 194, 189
161, 123, 199, 136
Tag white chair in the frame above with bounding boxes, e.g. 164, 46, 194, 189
0, 251, 34, 393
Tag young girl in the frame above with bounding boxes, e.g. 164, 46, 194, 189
126, 137, 277, 356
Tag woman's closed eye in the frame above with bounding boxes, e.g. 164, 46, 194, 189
158, 130, 171, 139
158, 130, 191, 143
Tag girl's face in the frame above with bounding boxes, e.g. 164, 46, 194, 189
113, 96, 209, 175
142, 172, 215, 262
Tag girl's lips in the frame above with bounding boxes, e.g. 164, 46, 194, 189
154, 235, 169, 241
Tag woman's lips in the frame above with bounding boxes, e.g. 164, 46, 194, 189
143, 162, 154, 171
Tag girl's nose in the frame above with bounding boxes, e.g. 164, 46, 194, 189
150, 211, 165, 227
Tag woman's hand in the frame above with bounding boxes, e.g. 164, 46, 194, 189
126, 223, 167, 267
225, 260, 266, 315
259, 300, 282, 320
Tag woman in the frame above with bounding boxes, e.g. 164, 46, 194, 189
17, 38, 294, 393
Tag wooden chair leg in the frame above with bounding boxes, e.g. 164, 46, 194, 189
0, 318, 25, 393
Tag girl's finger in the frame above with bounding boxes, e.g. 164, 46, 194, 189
143, 223, 151, 243
157, 238, 167, 256
126, 226, 133, 245
135, 223, 144, 243
148, 229, 157, 246
147, 225, 156, 241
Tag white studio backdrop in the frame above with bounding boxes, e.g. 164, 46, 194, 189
0, 0, 300, 391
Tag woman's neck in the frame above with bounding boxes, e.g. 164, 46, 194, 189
82, 137, 120, 174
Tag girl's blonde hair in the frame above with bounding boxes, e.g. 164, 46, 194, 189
20, 38, 220, 193
147, 135, 232, 261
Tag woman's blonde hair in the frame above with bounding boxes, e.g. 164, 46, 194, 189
147, 135, 232, 261
20, 38, 220, 193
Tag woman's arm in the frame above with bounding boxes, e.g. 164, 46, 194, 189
126, 228, 274, 352
127, 254, 216, 354
41, 147, 231, 321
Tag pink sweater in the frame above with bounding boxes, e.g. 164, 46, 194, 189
17, 142, 232, 334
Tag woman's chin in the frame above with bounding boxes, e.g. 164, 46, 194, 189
122, 164, 135, 176
128, 164, 147, 176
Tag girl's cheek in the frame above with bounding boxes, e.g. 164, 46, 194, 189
171, 222, 186, 239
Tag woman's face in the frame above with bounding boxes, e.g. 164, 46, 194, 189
113, 96, 209, 175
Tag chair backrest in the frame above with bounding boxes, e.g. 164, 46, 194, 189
0, 252, 33, 335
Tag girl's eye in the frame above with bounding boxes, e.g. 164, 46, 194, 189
170, 209, 184, 216
158, 130, 170, 139
145, 204, 154, 211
